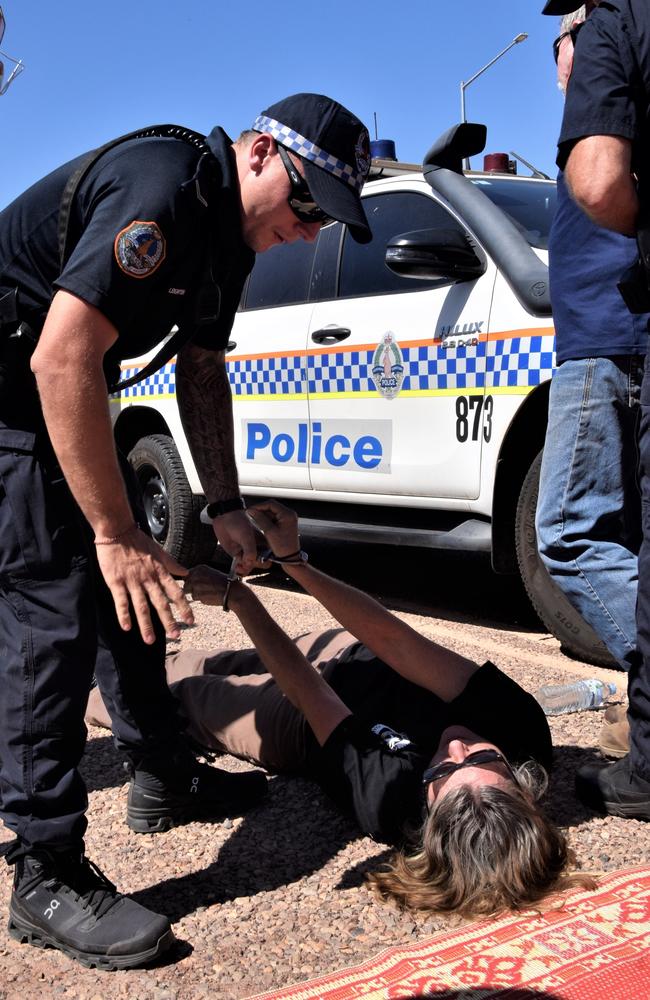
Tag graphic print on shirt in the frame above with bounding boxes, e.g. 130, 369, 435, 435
371, 723, 413, 752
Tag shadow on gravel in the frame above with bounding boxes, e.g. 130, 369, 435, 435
545, 744, 610, 827
155, 936, 194, 966
128, 775, 363, 922
335, 847, 394, 890
80, 732, 126, 793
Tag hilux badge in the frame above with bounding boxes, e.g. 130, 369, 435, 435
372, 333, 405, 400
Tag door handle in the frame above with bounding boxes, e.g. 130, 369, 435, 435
311, 327, 351, 345
226, 340, 237, 353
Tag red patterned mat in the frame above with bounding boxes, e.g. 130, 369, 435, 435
245, 867, 650, 1000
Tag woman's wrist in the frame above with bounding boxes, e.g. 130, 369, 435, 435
226, 578, 249, 612
261, 544, 308, 566
283, 558, 310, 576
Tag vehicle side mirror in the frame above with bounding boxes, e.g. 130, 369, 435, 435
385, 228, 486, 283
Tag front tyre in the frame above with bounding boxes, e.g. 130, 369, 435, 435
128, 433, 215, 567
515, 450, 617, 668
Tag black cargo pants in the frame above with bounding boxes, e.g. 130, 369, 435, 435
631, 351, 650, 780
0, 413, 184, 852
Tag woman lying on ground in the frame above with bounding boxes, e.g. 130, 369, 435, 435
86, 500, 593, 918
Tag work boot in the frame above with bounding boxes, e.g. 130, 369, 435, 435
575, 756, 650, 820
7, 846, 173, 970
126, 747, 267, 834
598, 704, 630, 758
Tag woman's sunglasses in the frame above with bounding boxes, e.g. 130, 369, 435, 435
276, 144, 333, 227
422, 749, 518, 789
552, 22, 583, 64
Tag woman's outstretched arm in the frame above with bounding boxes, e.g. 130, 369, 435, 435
248, 501, 479, 702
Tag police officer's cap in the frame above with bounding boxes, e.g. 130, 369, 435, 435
542, 1, 584, 13
253, 93, 372, 244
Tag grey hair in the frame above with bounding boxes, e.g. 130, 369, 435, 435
560, 5, 586, 32
560, 0, 600, 35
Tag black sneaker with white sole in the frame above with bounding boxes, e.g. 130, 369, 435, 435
7, 847, 174, 970
126, 749, 268, 834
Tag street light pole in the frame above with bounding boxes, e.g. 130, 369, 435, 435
0, 5, 24, 96
460, 33, 528, 168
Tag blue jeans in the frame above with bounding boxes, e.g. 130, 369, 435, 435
536, 356, 643, 670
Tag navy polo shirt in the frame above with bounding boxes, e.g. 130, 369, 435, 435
557, 0, 650, 172
0, 126, 254, 375
549, 172, 648, 363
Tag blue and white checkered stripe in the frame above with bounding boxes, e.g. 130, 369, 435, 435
111, 362, 176, 398
228, 354, 306, 396
226, 335, 554, 396
111, 335, 555, 400
486, 335, 554, 388
252, 115, 364, 193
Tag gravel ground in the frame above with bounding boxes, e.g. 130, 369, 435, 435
0, 546, 647, 1000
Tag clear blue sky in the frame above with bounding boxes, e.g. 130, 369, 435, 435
1, 0, 563, 210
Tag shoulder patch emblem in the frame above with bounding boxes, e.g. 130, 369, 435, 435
114, 220, 166, 278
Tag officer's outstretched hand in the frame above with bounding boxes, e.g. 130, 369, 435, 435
247, 500, 300, 559
212, 508, 260, 575
95, 527, 194, 644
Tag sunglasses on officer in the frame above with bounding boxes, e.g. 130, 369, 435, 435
276, 144, 334, 228
422, 749, 519, 805
552, 21, 583, 64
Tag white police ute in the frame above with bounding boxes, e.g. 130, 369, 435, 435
110, 122, 614, 667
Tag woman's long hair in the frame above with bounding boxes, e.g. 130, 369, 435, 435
368, 762, 595, 919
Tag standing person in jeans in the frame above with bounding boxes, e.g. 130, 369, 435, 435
553, 0, 650, 819
537, 2, 646, 757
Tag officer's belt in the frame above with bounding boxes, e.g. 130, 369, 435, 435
0, 288, 38, 344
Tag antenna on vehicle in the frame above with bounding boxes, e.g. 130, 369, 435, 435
509, 150, 550, 180
370, 111, 397, 162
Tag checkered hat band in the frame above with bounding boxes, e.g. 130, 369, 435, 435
252, 115, 363, 193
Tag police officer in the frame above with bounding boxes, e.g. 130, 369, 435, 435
545, 0, 650, 821
0, 93, 372, 968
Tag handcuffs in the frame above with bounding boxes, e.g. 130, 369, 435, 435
222, 555, 239, 613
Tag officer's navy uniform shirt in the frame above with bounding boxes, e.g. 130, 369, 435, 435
557, 1, 650, 173
550, 172, 648, 364
306, 650, 552, 845
0, 126, 254, 385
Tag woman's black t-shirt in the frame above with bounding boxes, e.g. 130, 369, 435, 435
306, 644, 552, 845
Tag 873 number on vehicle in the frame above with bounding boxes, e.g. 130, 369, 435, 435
455, 395, 493, 443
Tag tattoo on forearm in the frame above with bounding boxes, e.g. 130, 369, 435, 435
176, 343, 240, 500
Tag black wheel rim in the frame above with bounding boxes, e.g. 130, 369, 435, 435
138, 465, 169, 542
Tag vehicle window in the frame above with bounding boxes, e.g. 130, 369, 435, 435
471, 178, 556, 250
339, 191, 466, 298
243, 237, 319, 310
